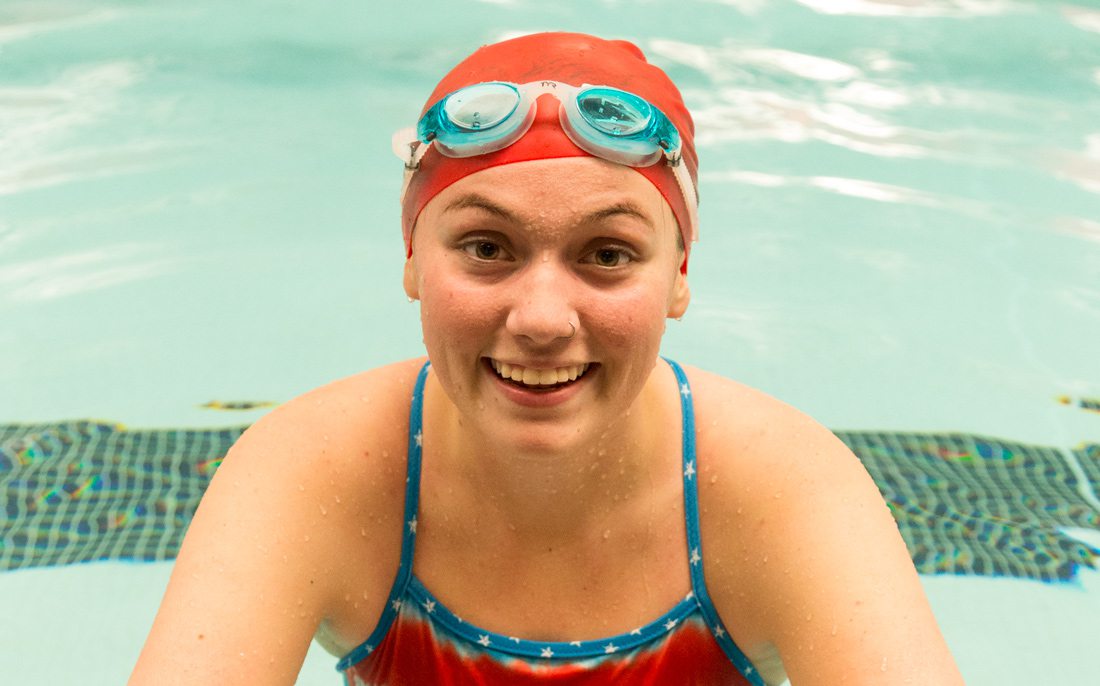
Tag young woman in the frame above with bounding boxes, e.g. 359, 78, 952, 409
131, 33, 964, 685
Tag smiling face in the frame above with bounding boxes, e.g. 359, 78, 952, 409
404, 156, 690, 452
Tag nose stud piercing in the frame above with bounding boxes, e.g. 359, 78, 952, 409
566, 322, 576, 339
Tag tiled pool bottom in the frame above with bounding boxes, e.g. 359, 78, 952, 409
2, 421, 1098, 684
3, 421, 1098, 580
3, 556, 1097, 684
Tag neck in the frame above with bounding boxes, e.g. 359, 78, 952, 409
423, 368, 680, 545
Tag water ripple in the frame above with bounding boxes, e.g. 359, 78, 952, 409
792, 0, 1028, 18
0, 61, 186, 195
0, 244, 177, 302
1062, 5, 1100, 34
1038, 133, 1100, 195
1049, 216, 1100, 245
0, 6, 124, 46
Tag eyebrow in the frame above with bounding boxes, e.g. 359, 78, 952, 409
442, 193, 520, 222
583, 202, 654, 228
444, 193, 655, 229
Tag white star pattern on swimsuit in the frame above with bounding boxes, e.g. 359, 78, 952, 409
340, 362, 769, 682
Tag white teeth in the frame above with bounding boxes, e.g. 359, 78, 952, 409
490, 360, 591, 387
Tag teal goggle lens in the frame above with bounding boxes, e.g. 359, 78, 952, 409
575, 88, 652, 138
440, 82, 520, 132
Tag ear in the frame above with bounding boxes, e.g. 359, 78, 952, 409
667, 270, 690, 319
403, 255, 419, 301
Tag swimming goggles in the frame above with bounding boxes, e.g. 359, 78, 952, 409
393, 81, 698, 241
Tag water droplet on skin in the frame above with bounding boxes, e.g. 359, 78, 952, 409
344, 594, 351, 602
806, 613, 813, 621
323, 434, 330, 442
774, 491, 783, 499
709, 475, 718, 484
360, 395, 370, 403
360, 528, 367, 537
382, 450, 389, 458
831, 624, 838, 636
303, 535, 310, 542
881, 657, 888, 672
603, 529, 611, 539
363, 590, 369, 599
297, 484, 305, 492
762, 555, 768, 563
334, 495, 341, 504
319, 505, 327, 516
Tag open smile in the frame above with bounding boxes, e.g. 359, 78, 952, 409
486, 358, 594, 392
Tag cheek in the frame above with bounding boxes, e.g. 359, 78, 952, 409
417, 271, 500, 344
587, 283, 670, 349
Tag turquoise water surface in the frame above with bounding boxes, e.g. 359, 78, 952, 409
2, 1, 1099, 684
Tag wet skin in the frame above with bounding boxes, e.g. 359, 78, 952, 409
403, 156, 690, 459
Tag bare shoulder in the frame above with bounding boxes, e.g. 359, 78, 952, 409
682, 365, 963, 685
130, 358, 426, 684
229, 356, 426, 487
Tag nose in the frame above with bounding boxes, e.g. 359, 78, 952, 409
505, 260, 578, 346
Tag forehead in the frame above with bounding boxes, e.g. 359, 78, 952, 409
418, 157, 676, 231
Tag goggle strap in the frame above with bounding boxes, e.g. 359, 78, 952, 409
670, 159, 699, 245
393, 127, 429, 206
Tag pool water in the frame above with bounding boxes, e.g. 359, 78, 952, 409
2, 0, 1099, 683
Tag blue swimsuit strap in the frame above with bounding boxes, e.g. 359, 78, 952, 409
335, 361, 430, 672
339, 359, 763, 683
665, 357, 764, 684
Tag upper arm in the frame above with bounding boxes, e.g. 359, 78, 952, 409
694, 373, 964, 685
129, 365, 414, 685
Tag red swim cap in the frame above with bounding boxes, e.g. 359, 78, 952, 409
401, 32, 699, 272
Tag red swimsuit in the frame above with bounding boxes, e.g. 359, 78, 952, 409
338, 360, 763, 685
